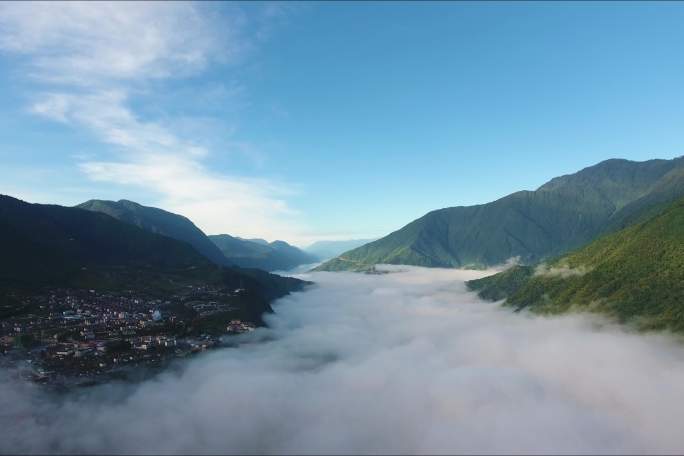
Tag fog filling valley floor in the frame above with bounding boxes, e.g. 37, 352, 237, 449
3, 266, 684, 454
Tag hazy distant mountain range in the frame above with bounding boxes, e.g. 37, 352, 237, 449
209, 234, 318, 272
317, 157, 684, 271
78, 199, 319, 272
304, 239, 376, 261
468, 195, 684, 332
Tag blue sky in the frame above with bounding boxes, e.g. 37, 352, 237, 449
1, 2, 684, 246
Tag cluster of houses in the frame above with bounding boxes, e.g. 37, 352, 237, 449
188, 301, 237, 317
226, 320, 256, 334
0, 286, 259, 384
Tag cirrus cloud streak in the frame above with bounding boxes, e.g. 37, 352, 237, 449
0, 1, 309, 243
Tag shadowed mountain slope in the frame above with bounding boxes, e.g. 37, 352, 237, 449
209, 234, 317, 272
77, 199, 229, 266
1, 195, 305, 321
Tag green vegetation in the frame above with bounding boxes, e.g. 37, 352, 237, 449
0, 195, 306, 317
209, 234, 317, 271
605, 165, 684, 231
468, 197, 684, 332
1, 195, 207, 288
468, 265, 535, 301
78, 199, 230, 266
14, 334, 37, 349
0, 293, 27, 319
317, 157, 684, 271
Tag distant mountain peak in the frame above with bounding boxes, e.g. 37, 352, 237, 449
270, 240, 291, 247
241, 238, 270, 246
77, 199, 229, 266
317, 156, 684, 271
209, 234, 317, 272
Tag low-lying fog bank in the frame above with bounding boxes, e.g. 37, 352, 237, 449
3, 266, 684, 454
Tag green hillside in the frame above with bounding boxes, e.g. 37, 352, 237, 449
77, 199, 230, 266
209, 234, 317, 271
0, 195, 305, 318
606, 165, 684, 230
2, 196, 206, 287
468, 197, 684, 332
317, 157, 684, 271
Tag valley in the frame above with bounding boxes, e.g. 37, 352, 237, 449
3, 2, 684, 453
5, 266, 684, 453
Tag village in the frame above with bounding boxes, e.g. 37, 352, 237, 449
0, 285, 257, 387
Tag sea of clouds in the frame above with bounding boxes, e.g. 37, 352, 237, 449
3, 266, 684, 454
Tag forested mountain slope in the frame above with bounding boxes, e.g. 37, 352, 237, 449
317, 157, 684, 271
468, 197, 684, 332
78, 199, 230, 266
0, 195, 305, 319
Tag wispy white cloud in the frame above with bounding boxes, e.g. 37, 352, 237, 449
0, 1, 311, 243
80, 154, 303, 239
30, 90, 209, 157
0, 1, 234, 83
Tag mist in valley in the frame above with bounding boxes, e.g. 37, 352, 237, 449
3, 266, 684, 454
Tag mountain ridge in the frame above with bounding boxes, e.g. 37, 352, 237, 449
77, 199, 230, 266
0, 195, 306, 321
209, 234, 317, 272
316, 156, 684, 271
